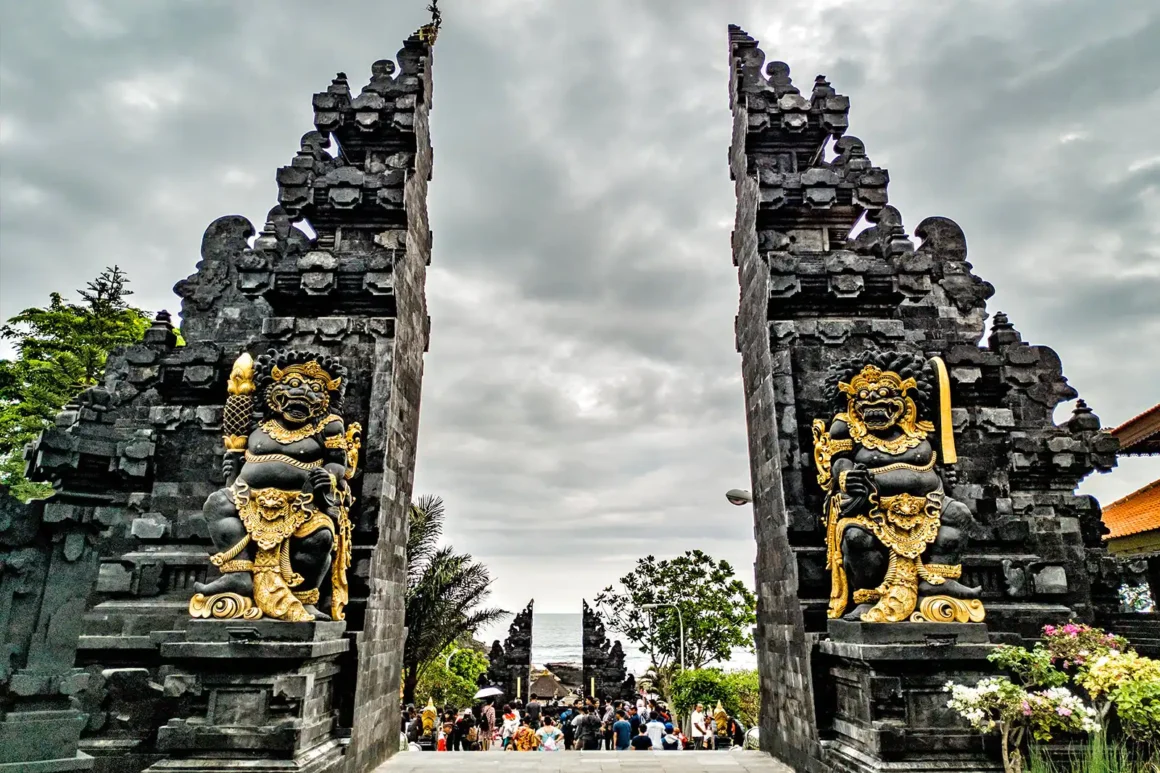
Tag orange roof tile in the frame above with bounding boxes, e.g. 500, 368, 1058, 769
1102, 478, 1160, 539
1111, 402, 1160, 455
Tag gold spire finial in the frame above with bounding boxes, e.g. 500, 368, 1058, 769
418, 0, 442, 46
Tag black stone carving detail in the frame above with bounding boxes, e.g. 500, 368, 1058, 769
486, 600, 533, 701
729, 23, 1118, 772
10, 24, 436, 773
0, 487, 103, 768
581, 600, 630, 700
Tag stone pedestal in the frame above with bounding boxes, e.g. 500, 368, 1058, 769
815, 621, 1003, 773
145, 620, 348, 773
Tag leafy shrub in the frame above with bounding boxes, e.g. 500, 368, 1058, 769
671, 668, 740, 718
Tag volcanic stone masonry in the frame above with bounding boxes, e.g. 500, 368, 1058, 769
482, 598, 531, 701
0, 24, 437, 773
728, 24, 1125, 773
581, 600, 630, 700
486, 601, 533, 702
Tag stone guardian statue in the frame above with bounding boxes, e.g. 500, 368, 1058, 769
811, 350, 984, 624
189, 349, 360, 622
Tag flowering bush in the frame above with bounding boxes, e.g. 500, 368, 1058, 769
945, 678, 1100, 773
1040, 623, 1127, 670
1078, 650, 1160, 744
947, 622, 1157, 772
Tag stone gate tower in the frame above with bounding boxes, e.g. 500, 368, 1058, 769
728, 24, 1119, 772
1, 24, 437, 773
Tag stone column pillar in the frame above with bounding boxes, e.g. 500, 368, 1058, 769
146, 621, 349, 773
815, 622, 1002, 772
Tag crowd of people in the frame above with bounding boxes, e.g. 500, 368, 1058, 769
402, 692, 747, 752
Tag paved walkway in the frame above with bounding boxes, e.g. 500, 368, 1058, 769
377, 750, 795, 772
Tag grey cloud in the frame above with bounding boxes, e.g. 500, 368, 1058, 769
1, 0, 1156, 612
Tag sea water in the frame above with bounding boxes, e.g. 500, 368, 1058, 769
477, 613, 757, 676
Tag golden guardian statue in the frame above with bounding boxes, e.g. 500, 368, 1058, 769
190, 349, 360, 622
812, 351, 984, 624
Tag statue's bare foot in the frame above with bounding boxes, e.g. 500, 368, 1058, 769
302, 604, 332, 621
919, 579, 980, 599
842, 603, 875, 622
194, 572, 253, 597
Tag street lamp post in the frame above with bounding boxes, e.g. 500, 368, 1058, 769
642, 602, 685, 671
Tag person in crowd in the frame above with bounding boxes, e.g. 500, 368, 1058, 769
690, 703, 706, 748
526, 695, 542, 728
559, 704, 576, 749
536, 716, 564, 751
601, 699, 616, 749
611, 710, 632, 750
443, 710, 458, 751
631, 705, 646, 737
727, 715, 747, 749
630, 723, 653, 751
509, 717, 539, 751
511, 699, 523, 724
575, 705, 602, 750
402, 704, 415, 735
702, 713, 716, 749
646, 711, 666, 750
455, 709, 476, 751
405, 707, 422, 745
661, 722, 682, 751
500, 704, 519, 749
479, 700, 495, 751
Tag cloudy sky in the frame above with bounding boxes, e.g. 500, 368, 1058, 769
1, 1, 1157, 617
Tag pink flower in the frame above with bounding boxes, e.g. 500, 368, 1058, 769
1044, 625, 1057, 635
1057, 706, 1072, 717
1022, 702, 1032, 716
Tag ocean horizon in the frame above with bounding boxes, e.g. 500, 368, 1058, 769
477, 612, 756, 677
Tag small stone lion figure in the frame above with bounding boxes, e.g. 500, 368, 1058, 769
812, 350, 984, 624
190, 349, 359, 622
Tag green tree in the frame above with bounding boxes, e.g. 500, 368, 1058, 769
595, 550, 757, 671
413, 644, 490, 708
0, 266, 150, 500
402, 494, 506, 706
595, 550, 756, 706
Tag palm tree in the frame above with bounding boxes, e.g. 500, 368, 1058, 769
401, 494, 506, 705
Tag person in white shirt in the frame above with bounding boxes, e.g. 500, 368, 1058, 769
690, 703, 706, 745
645, 715, 666, 750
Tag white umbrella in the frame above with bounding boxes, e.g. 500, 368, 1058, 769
473, 686, 503, 699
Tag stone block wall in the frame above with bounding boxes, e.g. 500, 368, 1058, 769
8, 27, 436, 773
344, 31, 433, 773
727, 24, 1118, 769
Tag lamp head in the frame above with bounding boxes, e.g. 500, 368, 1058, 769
725, 489, 753, 506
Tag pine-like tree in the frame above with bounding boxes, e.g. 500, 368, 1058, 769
0, 266, 151, 499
